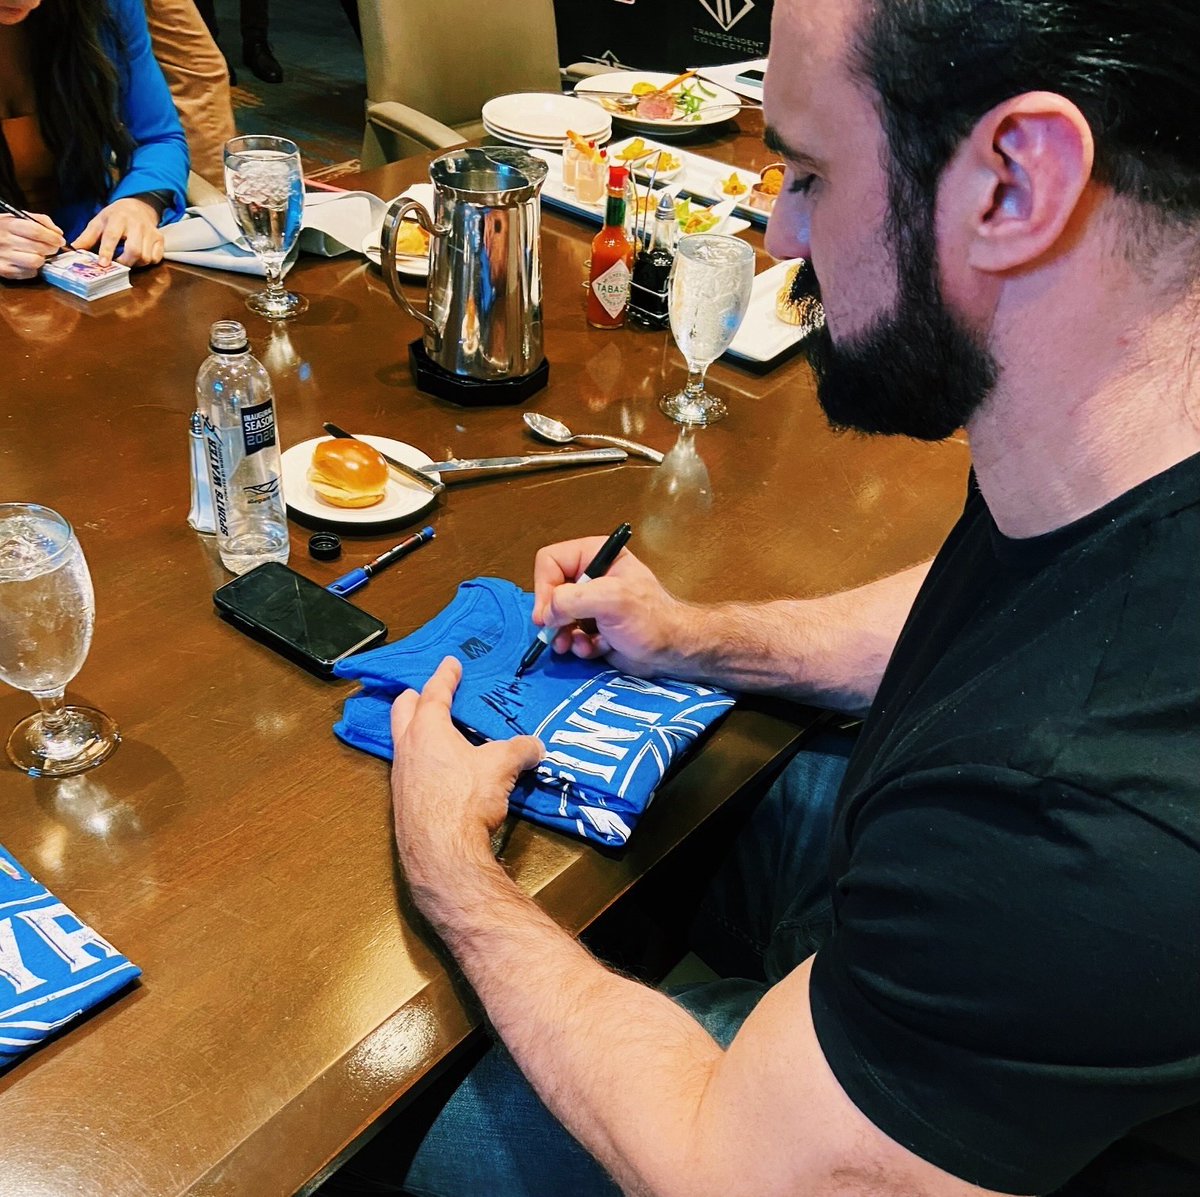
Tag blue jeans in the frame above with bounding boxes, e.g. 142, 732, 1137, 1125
402, 738, 852, 1197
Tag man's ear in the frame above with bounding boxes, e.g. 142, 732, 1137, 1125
957, 91, 1095, 274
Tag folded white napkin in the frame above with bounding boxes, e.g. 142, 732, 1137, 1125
162, 190, 389, 276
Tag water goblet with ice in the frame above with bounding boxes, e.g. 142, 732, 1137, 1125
660, 234, 756, 426
224, 134, 308, 319
0, 504, 120, 777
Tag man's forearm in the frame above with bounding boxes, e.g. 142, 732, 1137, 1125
414, 851, 727, 1197
675, 561, 930, 713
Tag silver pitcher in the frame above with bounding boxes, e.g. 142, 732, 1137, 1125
381, 147, 549, 381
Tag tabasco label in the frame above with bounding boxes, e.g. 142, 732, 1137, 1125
591, 258, 632, 319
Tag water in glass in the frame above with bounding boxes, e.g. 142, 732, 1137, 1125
661, 234, 755, 426
0, 504, 120, 777
224, 135, 308, 319
0, 517, 93, 696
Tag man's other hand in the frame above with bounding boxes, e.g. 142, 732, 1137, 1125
390, 657, 543, 898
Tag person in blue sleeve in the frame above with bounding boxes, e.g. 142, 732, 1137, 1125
0, 0, 189, 280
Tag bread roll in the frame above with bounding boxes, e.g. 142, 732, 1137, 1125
308, 439, 389, 508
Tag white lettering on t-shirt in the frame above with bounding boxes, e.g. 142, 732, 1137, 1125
15, 904, 119, 974
0, 919, 45, 995
544, 750, 618, 783
549, 711, 641, 759
578, 688, 663, 725
607, 676, 697, 703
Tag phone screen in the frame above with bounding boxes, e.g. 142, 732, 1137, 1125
735, 68, 766, 87
214, 563, 387, 672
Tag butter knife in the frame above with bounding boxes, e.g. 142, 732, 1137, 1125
417, 448, 627, 477
322, 422, 444, 495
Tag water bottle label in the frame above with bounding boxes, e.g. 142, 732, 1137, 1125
201, 416, 234, 538
241, 400, 277, 456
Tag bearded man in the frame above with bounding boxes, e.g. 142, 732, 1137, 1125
380, 1, 1200, 1193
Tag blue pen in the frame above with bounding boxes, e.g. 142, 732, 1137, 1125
327, 526, 435, 597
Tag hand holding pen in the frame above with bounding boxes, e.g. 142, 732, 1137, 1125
528, 528, 693, 681
517, 523, 633, 677
0, 197, 67, 281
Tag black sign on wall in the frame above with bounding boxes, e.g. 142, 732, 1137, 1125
555, 0, 773, 73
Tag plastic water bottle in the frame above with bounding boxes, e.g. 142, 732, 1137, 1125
196, 320, 289, 574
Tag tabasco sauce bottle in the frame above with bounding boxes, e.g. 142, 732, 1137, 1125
587, 165, 634, 328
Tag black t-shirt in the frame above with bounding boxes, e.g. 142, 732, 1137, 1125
809, 455, 1200, 1196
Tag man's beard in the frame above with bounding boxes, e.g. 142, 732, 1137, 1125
787, 185, 998, 442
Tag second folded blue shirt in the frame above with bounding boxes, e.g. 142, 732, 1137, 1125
333, 578, 735, 847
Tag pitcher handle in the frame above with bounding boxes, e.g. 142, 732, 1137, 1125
381, 198, 440, 341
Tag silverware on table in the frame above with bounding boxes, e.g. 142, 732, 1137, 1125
523, 412, 664, 463
418, 448, 627, 478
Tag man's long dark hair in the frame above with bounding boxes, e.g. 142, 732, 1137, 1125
0, 0, 134, 211
853, 0, 1200, 229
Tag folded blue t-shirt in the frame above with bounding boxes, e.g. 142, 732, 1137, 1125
333, 578, 735, 847
0, 844, 140, 1068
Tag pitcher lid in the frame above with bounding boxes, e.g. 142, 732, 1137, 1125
429, 147, 548, 204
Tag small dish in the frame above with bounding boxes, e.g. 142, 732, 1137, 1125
361, 230, 431, 277
747, 162, 785, 213
674, 196, 737, 236
281, 435, 441, 529
362, 185, 434, 277
711, 168, 757, 201
609, 137, 684, 181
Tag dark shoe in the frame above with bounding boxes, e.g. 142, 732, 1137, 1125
243, 39, 283, 84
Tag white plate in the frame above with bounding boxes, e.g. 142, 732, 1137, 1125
482, 111, 610, 142
608, 137, 684, 181
361, 184, 433, 277
282, 435, 441, 528
573, 71, 742, 133
726, 259, 822, 365
483, 120, 611, 149
481, 93, 611, 141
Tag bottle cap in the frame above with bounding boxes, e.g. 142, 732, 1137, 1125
607, 164, 629, 189
656, 191, 677, 220
308, 531, 342, 561
209, 320, 249, 354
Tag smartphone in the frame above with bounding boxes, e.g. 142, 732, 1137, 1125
214, 562, 387, 676
735, 68, 766, 88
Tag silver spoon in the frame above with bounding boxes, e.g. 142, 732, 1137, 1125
523, 412, 665, 464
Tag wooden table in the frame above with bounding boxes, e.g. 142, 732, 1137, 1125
0, 116, 968, 1196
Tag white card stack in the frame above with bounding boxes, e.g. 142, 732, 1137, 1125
41, 250, 132, 300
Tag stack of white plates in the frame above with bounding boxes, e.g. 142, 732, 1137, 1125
481, 92, 611, 148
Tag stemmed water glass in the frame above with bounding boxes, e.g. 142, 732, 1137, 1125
224, 134, 308, 319
660, 233, 756, 426
0, 504, 120, 777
